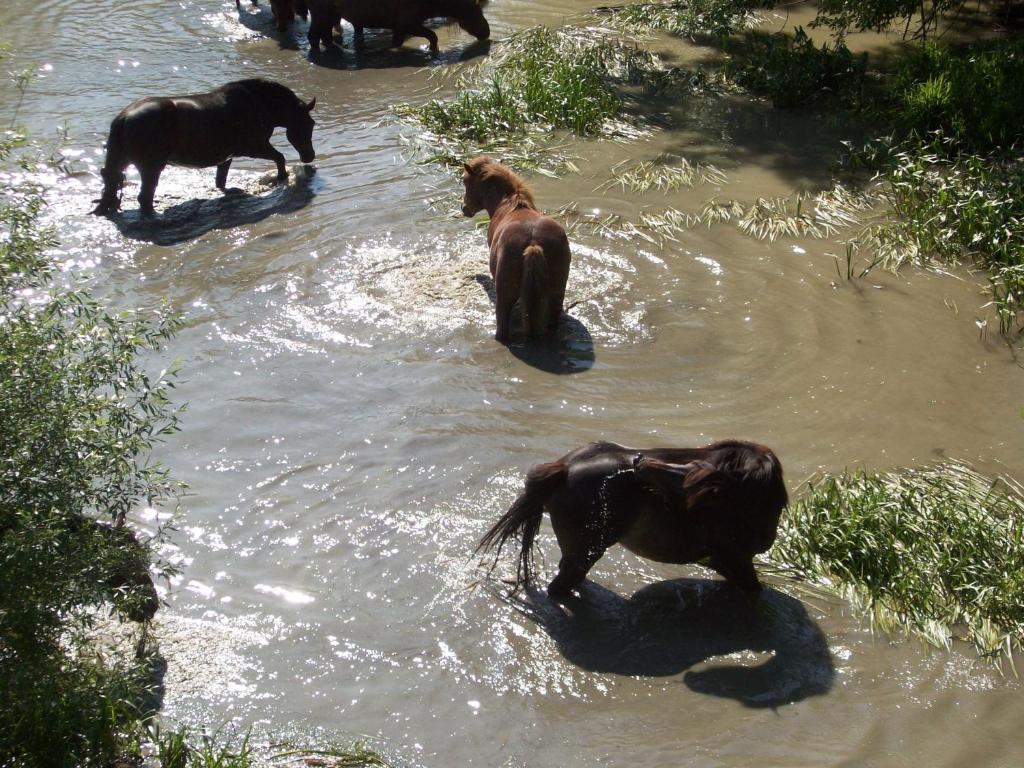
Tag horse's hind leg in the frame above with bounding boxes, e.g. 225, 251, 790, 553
215, 160, 232, 190
547, 289, 565, 333
547, 508, 606, 600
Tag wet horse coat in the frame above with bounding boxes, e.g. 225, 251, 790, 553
461, 156, 572, 343
478, 440, 788, 599
92, 79, 316, 215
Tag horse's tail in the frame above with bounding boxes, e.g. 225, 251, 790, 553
520, 244, 549, 339
92, 113, 128, 216
477, 460, 567, 589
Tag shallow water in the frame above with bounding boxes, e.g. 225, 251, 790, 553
2, 1, 1024, 765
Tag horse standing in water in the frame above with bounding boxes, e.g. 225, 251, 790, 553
92, 79, 316, 216
306, 0, 490, 53
461, 157, 571, 343
478, 440, 788, 600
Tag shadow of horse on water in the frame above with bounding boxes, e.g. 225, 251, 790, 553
108, 166, 317, 246
474, 273, 594, 374
512, 577, 834, 708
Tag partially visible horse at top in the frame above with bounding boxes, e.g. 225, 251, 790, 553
92, 79, 317, 216
306, 0, 490, 54
461, 157, 571, 343
236, 0, 309, 34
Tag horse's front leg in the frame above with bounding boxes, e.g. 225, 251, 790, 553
215, 159, 232, 190
137, 164, 163, 215
415, 25, 439, 55
708, 553, 762, 599
248, 143, 289, 182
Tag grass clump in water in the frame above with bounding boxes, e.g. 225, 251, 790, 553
842, 133, 1024, 335
598, 153, 728, 193
395, 26, 667, 168
772, 463, 1024, 663
724, 27, 868, 109
599, 0, 765, 38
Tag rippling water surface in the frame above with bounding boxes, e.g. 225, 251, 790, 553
2, 1, 1023, 765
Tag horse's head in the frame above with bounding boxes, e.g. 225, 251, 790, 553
456, 0, 490, 42
461, 159, 486, 217
286, 97, 317, 164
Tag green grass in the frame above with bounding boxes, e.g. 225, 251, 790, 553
598, 0, 764, 38
841, 134, 1024, 335
772, 463, 1024, 664
724, 27, 869, 109
889, 40, 1024, 152
394, 25, 674, 169
1, 130, 182, 767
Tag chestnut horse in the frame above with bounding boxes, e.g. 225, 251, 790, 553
478, 440, 788, 599
307, 0, 490, 54
461, 157, 571, 343
92, 79, 316, 216
236, 0, 308, 33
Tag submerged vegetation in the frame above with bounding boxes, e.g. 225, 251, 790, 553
772, 463, 1024, 663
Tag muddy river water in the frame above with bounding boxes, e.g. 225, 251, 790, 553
3, 0, 1024, 765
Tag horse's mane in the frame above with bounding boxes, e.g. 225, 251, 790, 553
466, 156, 536, 210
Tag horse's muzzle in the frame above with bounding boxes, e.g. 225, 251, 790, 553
461, 205, 475, 217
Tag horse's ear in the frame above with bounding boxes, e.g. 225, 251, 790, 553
306, 97, 317, 112
463, 162, 473, 175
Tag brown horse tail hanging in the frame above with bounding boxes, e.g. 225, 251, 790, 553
521, 244, 550, 339
477, 460, 567, 589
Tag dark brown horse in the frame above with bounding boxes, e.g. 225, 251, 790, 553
236, 0, 309, 33
461, 156, 572, 343
478, 440, 788, 600
92, 79, 316, 216
306, 0, 489, 53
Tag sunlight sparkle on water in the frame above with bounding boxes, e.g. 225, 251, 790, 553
254, 583, 315, 604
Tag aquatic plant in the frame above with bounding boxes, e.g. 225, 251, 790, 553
843, 134, 1024, 335
724, 27, 868, 109
772, 463, 1024, 664
889, 40, 1024, 152
597, 153, 728, 193
394, 25, 673, 168
598, 0, 764, 38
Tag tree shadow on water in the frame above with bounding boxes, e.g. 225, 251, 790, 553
474, 273, 595, 374
515, 577, 834, 707
107, 167, 317, 246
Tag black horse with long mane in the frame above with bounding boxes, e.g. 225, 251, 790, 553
92, 79, 317, 216
479, 440, 788, 600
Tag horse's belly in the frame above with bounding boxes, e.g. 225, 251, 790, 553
619, 517, 706, 565
167, 147, 232, 168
